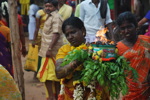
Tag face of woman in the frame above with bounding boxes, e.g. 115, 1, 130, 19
119, 21, 137, 40
64, 25, 85, 47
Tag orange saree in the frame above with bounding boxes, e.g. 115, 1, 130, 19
117, 35, 150, 100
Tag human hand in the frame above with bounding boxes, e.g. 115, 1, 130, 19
46, 50, 53, 58
70, 60, 82, 69
22, 46, 27, 57
32, 40, 37, 47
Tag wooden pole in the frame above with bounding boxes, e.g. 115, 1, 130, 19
8, 1, 25, 100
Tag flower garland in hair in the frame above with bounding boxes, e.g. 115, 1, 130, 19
1, 1, 9, 16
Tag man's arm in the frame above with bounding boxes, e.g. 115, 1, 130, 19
18, 15, 27, 56
105, 4, 114, 41
32, 10, 42, 46
33, 17, 40, 41
46, 33, 60, 58
106, 22, 114, 41
138, 18, 148, 27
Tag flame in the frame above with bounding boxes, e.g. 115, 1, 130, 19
109, 41, 114, 45
95, 27, 114, 45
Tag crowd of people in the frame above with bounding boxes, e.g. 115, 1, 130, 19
0, 0, 150, 100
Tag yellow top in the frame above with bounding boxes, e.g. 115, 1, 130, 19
19, 0, 30, 15
36, 9, 47, 29
0, 24, 10, 42
19, 0, 29, 4
58, 4, 72, 20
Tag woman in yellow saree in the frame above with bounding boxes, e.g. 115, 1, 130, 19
55, 17, 109, 100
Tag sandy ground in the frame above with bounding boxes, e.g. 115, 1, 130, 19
22, 37, 46, 100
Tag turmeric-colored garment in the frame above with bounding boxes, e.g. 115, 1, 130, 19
0, 20, 7, 26
56, 44, 81, 100
35, 9, 47, 47
36, 9, 47, 30
58, 4, 72, 20
37, 57, 60, 82
0, 24, 10, 42
19, 0, 30, 15
117, 35, 150, 100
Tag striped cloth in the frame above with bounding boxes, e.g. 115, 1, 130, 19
117, 35, 150, 100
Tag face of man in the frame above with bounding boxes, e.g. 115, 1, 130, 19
44, 3, 57, 14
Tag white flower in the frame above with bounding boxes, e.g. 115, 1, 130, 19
87, 81, 96, 92
1, 1, 9, 16
87, 97, 96, 100
4, 1, 8, 9
73, 84, 84, 100
87, 81, 96, 100
59, 84, 65, 95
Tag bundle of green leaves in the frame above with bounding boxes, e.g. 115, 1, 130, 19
61, 46, 138, 100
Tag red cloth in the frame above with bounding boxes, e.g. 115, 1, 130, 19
117, 35, 150, 100
17, 14, 23, 25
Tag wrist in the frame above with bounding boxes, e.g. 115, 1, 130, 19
48, 47, 52, 51
70, 61, 78, 70
32, 40, 35, 43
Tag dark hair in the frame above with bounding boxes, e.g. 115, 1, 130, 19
62, 17, 85, 33
44, 0, 58, 7
44, 0, 50, 4
116, 11, 137, 27
30, 0, 35, 4
0, 7, 2, 18
0, 1, 9, 26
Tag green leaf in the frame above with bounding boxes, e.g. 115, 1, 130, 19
92, 69, 100, 80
